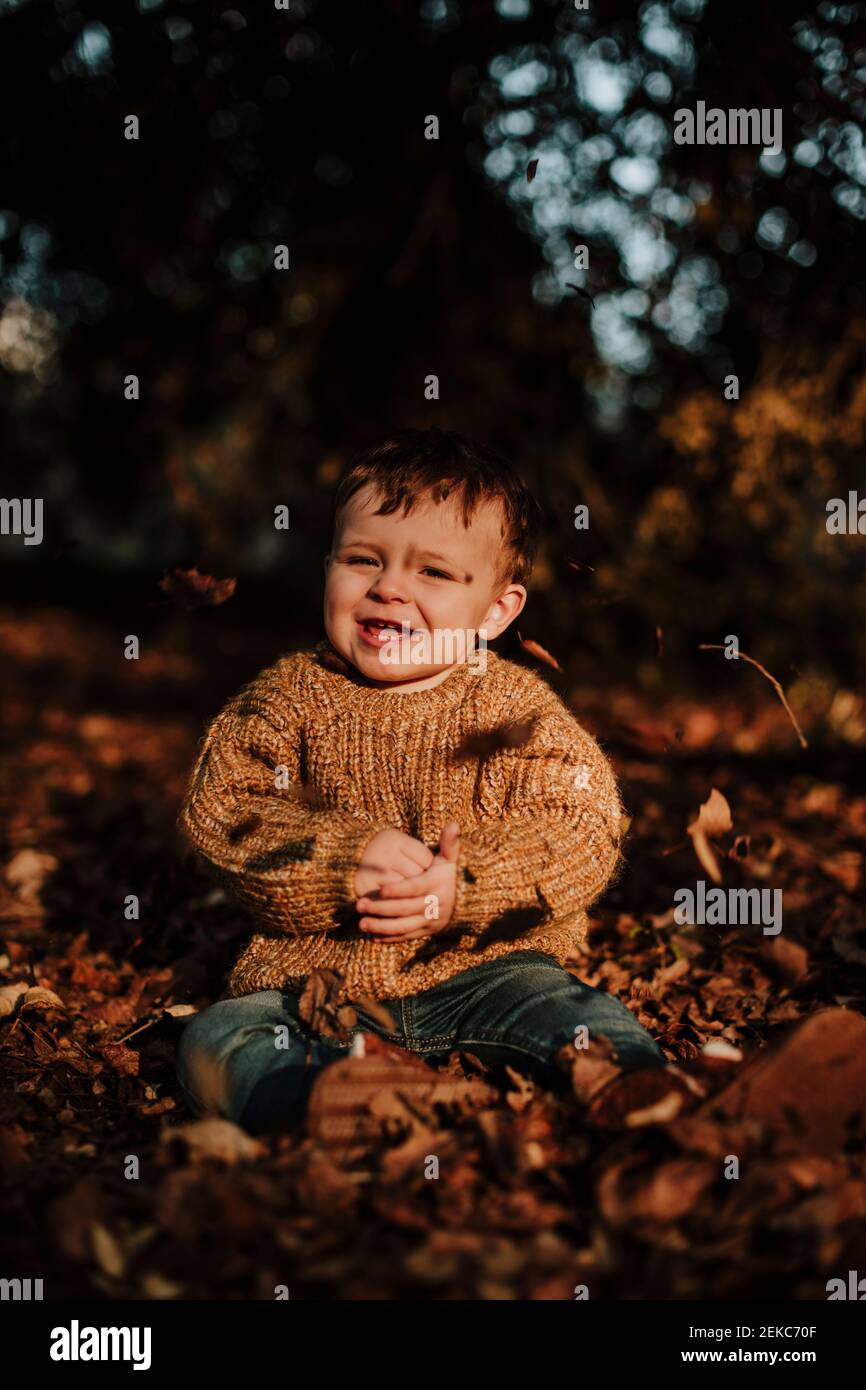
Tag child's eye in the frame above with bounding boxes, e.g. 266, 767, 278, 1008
344, 555, 449, 578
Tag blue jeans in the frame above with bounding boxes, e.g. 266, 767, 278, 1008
175, 950, 666, 1135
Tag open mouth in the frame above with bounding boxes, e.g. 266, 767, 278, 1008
357, 618, 417, 642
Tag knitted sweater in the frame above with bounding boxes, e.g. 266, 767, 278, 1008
179, 639, 625, 1005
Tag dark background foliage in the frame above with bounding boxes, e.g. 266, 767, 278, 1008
0, 0, 864, 692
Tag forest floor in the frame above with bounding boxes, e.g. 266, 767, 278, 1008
2, 602, 866, 1300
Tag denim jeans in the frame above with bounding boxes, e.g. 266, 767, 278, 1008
175, 950, 666, 1136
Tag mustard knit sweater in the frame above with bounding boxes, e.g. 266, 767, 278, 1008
179, 640, 625, 1005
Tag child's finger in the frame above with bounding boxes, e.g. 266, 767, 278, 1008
370, 927, 429, 941
438, 822, 461, 862
402, 839, 435, 871
376, 867, 436, 897
359, 915, 428, 935
356, 895, 427, 917
397, 851, 430, 877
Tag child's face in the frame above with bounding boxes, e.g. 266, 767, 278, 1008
323, 483, 527, 689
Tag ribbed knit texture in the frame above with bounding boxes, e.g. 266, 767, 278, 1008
178, 639, 625, 1005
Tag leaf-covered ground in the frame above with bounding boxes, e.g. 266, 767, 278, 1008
2, 604, 866, 1300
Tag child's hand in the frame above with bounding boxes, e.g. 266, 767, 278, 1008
356, 823, 460, 942
353, 827, 434, 900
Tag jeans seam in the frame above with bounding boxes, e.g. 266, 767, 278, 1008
400, 996, 414, 1044
437, 1034, 552, 1066
387, 1033, 553, 1065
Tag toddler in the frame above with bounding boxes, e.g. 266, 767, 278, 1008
176, 427, 666, 1134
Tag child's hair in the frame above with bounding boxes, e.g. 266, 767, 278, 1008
328, 426, 544, 588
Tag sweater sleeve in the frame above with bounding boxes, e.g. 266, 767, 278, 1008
450, 680, 625, 939
178, 659, 391, 935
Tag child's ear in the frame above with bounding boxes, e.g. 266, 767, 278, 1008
484, 584, 527, 638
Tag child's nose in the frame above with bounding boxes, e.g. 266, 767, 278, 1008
369, 571, 408, 602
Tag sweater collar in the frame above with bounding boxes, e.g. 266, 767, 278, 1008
310, 638, 493, 709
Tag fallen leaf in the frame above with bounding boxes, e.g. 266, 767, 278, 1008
140, 1272, 185, 1299
21, 987, 65, 1010
625, 1090, 685, 1127
765, 936, 809, 984
99, 1042, 140, 1076
163, 1117, 266, 1164
0, 982, 29, 1018
701, 1039, 743, 1061
90, 1222, 126, 1279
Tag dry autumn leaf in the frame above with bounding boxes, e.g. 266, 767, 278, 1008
0, 983, 65, 1018
687, 788, 733, 885
159, 567, 237, 611
452, 717, 538, 761
516, 632, 563, 672
164, 1118, 266, 1164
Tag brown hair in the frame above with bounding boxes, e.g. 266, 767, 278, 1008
328, 427, 543, 587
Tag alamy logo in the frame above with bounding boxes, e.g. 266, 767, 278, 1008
0, 1276, 43, 1299
674, 880, 782, 935
826, 1270, 866, 1299
49, 1320, 152, 1371
673, 102, 782, 154
826, 492, 866, 534
377, 624, 488, 673
0, 498, 43, 545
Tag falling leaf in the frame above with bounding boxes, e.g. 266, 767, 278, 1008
4, 847, 58, 911
517, 632, 563, 671
452, 717, 538, 761
299, 968, 355, 1043
687, 788, 733, 884
159, 567, 237, 611
655, 625, 664, 657
526, 158, 539, 183
226, 814, 262, 843
567, 559, 595, 573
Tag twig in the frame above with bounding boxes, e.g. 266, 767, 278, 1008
115, 1017, 159, 1045
698, 645, 808, 749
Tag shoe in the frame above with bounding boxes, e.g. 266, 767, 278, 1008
587, 1064, 699, 1129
